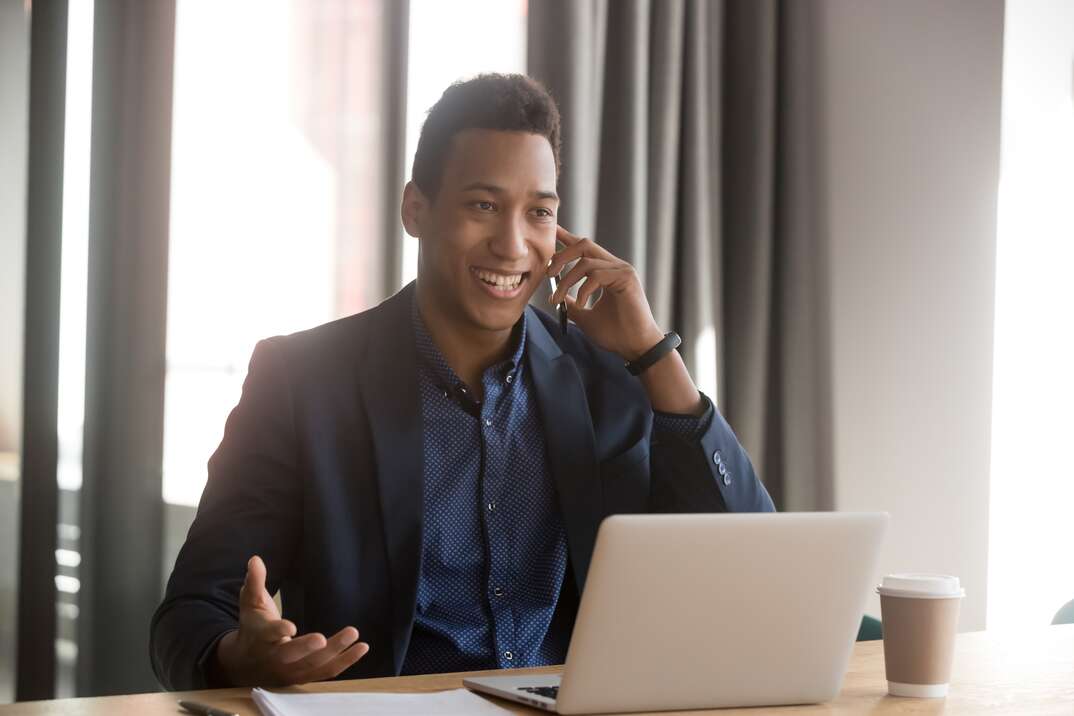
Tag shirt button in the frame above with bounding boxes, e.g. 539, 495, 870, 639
712, 450, 722, 465
493, 586, 504, 597
503, 651, 514, 661
505, 373, 513, 384
488, 501, 496, 512
723, 474, 732, 486
484, 418, 492, 427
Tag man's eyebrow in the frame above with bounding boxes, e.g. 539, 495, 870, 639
460, 182, 559, 202
460, 182, 504, 194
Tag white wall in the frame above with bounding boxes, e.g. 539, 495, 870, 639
817, 0, 1004, 630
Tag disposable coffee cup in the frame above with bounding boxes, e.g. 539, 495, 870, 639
876, 574, 964, 698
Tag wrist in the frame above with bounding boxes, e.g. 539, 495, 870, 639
623, 326, 666, 362
209, 629, 242, 687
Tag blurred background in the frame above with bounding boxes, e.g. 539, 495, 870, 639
1, 0, 1072, 702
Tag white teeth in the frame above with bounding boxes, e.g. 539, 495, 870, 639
475, 269, 523, 290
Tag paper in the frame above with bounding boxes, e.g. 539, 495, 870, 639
251, 686, 513, 716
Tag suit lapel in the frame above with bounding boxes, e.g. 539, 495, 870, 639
526, 308, 602, 590
357, 284, 424, 674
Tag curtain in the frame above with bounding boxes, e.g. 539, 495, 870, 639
78, 0, 176, 696
15, 0, 67, 701
528, 0, 833, 510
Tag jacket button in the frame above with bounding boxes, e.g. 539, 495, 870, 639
723, 474, 732, 486
712, 450, 722, 465
718, 463, 728, 476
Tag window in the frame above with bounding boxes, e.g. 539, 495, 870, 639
987, 0, 1074, 630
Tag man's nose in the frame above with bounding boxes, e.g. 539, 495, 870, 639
488, 215, 528, 260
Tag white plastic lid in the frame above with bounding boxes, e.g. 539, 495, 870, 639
876, 573, 965, 599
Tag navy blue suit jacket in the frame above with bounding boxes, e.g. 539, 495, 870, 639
150, 283, 775, 690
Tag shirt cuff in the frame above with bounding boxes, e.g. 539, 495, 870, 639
652, 393, 715, 439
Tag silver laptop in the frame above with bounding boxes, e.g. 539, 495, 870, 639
464, 512, 887, 714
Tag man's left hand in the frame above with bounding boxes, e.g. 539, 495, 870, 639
547, 225, 665, 361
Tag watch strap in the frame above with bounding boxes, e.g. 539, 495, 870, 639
625, 332, 682, 376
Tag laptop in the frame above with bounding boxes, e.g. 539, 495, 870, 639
464, 512, 887, 714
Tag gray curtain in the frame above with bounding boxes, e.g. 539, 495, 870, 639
79, 0, 176, 696
528, 0, 833, 510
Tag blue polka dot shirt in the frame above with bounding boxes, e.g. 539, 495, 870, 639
402, 297, 712, 675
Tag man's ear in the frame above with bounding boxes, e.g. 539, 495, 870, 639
401, 181, 429, 239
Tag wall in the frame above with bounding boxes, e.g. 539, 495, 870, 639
817, 0, 1004, 630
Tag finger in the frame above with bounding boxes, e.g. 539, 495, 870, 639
258, 618, 297, 644
548, 241, 618, 279
290, 627, 360, 673
550, 258, 616, 305
273, 631, 329, 665
574, 269, 617, 309
545, 240, 588, 279
240, 555, 271, 609
299, 641, 371, 684
555, 224, 585, 246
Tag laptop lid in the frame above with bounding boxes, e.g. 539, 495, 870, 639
555, 512, 887, 714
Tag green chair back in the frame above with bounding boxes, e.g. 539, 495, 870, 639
857, 614, 883, 641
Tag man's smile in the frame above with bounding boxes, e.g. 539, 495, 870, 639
469, 266, 531, 298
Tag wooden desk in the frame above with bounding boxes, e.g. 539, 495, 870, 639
5, 626, 1073, 715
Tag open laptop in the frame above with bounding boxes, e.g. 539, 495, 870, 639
464, 512, 887, 714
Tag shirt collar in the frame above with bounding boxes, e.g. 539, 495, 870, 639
410, 293, 528, 390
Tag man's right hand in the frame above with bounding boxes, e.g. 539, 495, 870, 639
212, 555, 370, 686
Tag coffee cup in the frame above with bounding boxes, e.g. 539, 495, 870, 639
876, 573, 964, 698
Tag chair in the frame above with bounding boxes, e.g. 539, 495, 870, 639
856, 614, 883, 641
1052, 599, 1074, 625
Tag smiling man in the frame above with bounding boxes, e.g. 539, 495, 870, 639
150, 74, 774, 691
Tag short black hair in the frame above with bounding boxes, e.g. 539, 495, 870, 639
411, 73, 562, 199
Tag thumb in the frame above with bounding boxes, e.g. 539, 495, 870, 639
241, 555, 271, 609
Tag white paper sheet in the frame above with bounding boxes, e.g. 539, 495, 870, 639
251, 686, 513, 716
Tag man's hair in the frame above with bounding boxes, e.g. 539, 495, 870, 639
411, 73, 562, 199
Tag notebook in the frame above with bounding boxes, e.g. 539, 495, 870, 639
251, 686, 511, 716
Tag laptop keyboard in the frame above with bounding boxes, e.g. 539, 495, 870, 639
518, 685, 559, 700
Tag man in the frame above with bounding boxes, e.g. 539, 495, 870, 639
151, 74, 774, 691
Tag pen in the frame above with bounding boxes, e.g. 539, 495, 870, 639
177, 699, 239, 716
550, 273, 568, 334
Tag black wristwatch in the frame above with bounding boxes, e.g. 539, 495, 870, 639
625, 332, 682, 376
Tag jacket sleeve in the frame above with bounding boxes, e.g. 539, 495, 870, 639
650, 393, 776, 514
150, 338, 303, 690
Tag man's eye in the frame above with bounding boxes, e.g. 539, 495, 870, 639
534, 208, 554, 218
473, 201, 495, 211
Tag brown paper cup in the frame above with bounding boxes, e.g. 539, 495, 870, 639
880, 593, 961, 697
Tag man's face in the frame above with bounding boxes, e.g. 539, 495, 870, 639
408, 129, 559, 333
